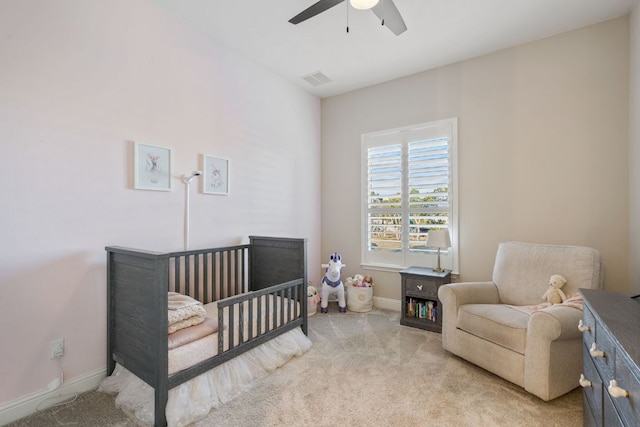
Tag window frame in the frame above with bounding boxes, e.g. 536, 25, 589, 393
360, 118, 458, 274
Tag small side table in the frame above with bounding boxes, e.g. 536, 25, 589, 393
399, 267, 451, 333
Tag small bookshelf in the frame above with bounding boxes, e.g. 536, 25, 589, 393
399, 267, 451, 333
405, 298, 438, 322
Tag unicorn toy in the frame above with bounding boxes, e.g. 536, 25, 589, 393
321, 252, 346, 314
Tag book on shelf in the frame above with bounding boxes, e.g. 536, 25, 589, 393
406, 298, 437, 322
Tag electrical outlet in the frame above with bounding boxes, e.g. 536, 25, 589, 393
50, 338, 64, 359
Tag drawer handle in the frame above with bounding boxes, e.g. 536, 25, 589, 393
608, 380, 629, 398
579, 374, 592, 388
578, 319, 590, 332
589, 343, 605, 358
417, 285, 423, 291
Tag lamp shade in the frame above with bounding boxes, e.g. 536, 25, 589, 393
426, 229, 451, 249
350, 0, 379, 10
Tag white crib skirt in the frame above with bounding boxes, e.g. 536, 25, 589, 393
98, 328, 312, 427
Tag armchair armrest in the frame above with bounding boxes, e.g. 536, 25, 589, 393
524, 305, 584, 400
438, 281, 500, 307
528, 305, 583, 341
438, 282, 499, 352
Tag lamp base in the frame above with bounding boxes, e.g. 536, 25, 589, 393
433, 250, 443, 273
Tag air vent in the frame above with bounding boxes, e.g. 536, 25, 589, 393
300, 71, 331, 87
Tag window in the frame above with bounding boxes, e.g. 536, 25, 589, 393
361, 118, 458, 272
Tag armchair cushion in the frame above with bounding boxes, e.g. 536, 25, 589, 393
458, 305, 529, 353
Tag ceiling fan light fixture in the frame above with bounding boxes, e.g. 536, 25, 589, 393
350, 0, 379, 10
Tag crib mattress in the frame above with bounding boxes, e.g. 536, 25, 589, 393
168, 294, 299, 375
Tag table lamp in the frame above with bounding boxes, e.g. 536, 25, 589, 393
426, 229, 451, 273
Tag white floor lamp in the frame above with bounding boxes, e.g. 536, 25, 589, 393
183, 171, 202, 251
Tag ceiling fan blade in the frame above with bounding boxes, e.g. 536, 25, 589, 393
289, 0, 346, 25
371, 0, 407, 35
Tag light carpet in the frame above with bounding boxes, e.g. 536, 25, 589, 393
7, 306, 582, 426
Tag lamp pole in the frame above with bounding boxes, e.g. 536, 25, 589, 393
182, 171, 202, 251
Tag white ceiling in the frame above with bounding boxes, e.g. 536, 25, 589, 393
155, 0, 637, 98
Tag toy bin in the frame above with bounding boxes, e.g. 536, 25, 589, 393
346, 286, 373, 312
308, 295, 318, 316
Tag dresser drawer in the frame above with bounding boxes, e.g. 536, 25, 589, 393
404, 277, 438, 298
581, 305, 597, 350
589, 326, 616, 381
607, 353, 640, 426
582, 394, 598, 427
603, 391, 625, 426
582, 348, 603, 426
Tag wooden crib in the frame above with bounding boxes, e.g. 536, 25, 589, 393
105, 236, 308, 426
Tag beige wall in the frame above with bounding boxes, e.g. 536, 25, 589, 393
0, 0, 321, 407
322, 17, 630, 301
629, 5, 640, 294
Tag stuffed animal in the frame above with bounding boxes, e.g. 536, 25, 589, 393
307, 283, 320, 316
345, 275, 361, 287
307, 284, 320, 303
542, 274, 567, 305
321, 252, 346, 313
353, 274, 364, 287
345, 274, 374, 287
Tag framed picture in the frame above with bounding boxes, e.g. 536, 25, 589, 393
203, 155, 229, 195
134, 142, 172, 191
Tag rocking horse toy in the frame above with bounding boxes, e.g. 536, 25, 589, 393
321, 252, 346, 313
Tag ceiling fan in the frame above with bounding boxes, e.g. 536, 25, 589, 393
289, 0, 407, 36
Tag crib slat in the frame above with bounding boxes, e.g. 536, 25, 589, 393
185, 255, 191, 296
227, 251, 232, 298
175, 257, 181, 294
235, 249, 240, 294
290, 286, 295, 321
287, 287, 292, 322
213, 252, 219, 301
295, 285, 300, 320
219, 252, 225, 299
238, 250, 242, 293
248, 298, 253, 340
194, 254, 200, 301
257, 295, 262, 337
270, 293, 275, 332
280, 289, 285, 326
217, 307, 224, 355
238, 298, 244, 344
203, 253, 209, 304
228, 306, 235, 350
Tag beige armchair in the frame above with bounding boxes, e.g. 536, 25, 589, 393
437, 241, 604, 401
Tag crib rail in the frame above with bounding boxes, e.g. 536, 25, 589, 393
167, 277, 305, 388
168, 244, 249, 304
217, 278, 304, 351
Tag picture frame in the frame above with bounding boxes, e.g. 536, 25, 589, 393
134, 142, 172, 191
203, 155, 230, 195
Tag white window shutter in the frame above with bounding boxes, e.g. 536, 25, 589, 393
361, 119, 458, 272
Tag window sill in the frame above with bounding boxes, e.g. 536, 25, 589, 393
360, 263, 459, 279
359, 263, 404, 273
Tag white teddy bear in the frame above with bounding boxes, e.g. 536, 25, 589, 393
542, 274, 567, 305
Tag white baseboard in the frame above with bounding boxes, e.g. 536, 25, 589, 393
0, 367, 106, 426
374, 296, 401, 312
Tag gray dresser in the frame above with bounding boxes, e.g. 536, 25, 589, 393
580, 289, 640, 426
